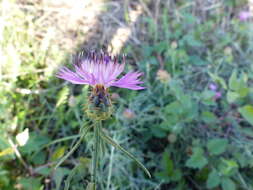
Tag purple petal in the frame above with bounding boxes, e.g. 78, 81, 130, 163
56, 67, 90, 84
110, 71, 145, 90
56, 52, 145, 90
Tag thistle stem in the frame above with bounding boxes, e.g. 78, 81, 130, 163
91, 121, 101, 189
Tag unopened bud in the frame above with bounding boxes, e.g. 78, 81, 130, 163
123, 108, 135, 119
68, 95, 76, 107
224, 46, 232, 55
167, 134, 177, 143
111, 93, 120, 101
171, 41, 178, 49
156, 69, 171, 83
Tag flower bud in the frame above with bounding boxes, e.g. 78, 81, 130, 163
171, 41, 178, 49
224, 46, 232, 55
111, 93, 120, 101
156, 69, 171, 83
167, 133, 177, 143
68, 95, 76, 107
123, 108, 135, 119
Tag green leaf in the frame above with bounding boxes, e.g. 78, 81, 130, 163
189, 55, 207, 65
155, 171, 170, 182
222, 159, 238, 169
226, 91, 240, 103
18, 177, 43, 190
36, 167, 51, 176
221, 159, 238, 176
201, 111, 217, 124
169, 80, 184, 100
162, 151, 173, 176
238, 105, 253, 125
207, 170, 220, 189
21, 133, 50, 154
201, 90, 216, 105
54, 167, 70, 190
234, 152, 249, 168
221, 178, 236, 190
171, 169, 182, 182
186, 147, 208, 169
169, 123, 184, 134
229, 70, 239, 91
241, 128, 253, 138
207, 138, 228, 155
165, 101, 182, 115
100, 130, 151, 178
31, 151, 46, 165
151, 126, 167, 138
179, 95, 192, 109
51, 146, 66, 161
237, 87, 249, 98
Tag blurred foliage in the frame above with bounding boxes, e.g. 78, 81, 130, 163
1, 0, 253, 190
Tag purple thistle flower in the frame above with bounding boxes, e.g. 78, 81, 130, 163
238, 11, 252, 21
56, 52, 145, 90
214, 92, 222, 100
209, 83, 217, 91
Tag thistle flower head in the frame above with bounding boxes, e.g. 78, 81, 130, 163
56, 51, 145, 120
238, 11, 252, 21
56, 51, 145, 90
209, 83, 217, 91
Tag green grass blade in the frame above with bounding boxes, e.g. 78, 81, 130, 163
45, 134, 81, 147
100, 130, 151, 178
55, 125, 92, 169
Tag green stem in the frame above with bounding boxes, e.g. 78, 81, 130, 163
92, 121, 101, 189
106, 138, 115, 190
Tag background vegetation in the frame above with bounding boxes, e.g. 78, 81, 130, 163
1, 0, 253, 189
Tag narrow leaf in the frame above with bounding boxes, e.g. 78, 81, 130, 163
55, 125, 92, 169
100, 130, 151, 178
